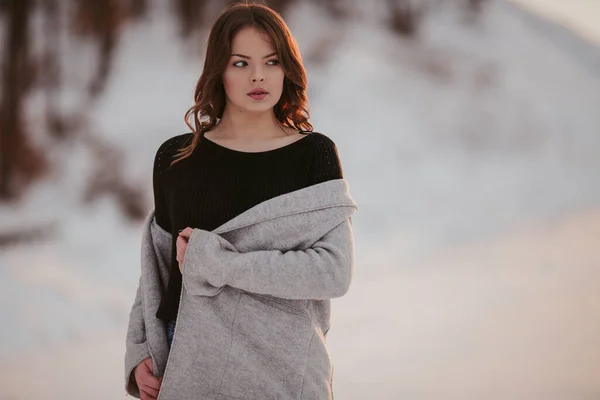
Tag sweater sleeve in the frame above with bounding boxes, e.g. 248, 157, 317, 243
309, 133, 344, 184
152, 134, 192, 232
153, 141, 172, 233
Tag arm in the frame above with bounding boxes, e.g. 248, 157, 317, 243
181, 217, 354, 300
180, 132, 352, 300
124, 275, 151, 398
124, 137, 177, 397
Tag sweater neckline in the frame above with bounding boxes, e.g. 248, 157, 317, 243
199, 130, 313, 155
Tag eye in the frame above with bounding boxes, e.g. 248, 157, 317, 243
267, 59, 280, 66
232, 60, 247, 67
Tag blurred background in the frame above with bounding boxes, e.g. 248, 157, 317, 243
1, 0, 599, 399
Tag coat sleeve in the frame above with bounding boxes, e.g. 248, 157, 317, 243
124, 274, 151, 398
123, 138, 178, 397
180, 218, 354, 300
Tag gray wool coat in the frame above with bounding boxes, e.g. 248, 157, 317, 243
124, 179, 358, 400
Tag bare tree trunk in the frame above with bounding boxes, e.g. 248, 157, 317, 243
173, 0, 208, 38
387, 0, 424, 38
464, 0, 489, 25
323, 0, 349, 19
467, 0, 487, 13
129, 0, 148, 19
0, 0, 47, 200
41, 0, 70, 139
73, 0, 122, 97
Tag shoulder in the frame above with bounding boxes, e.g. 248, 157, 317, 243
153, 132, 194, 175
156, 132, 194, 156
303, 131, 337, 148
305, 131, 341, 161
305, 131, 344, 181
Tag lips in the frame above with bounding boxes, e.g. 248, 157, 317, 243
247, 89, 268, 95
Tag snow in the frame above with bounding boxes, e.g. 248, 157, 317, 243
1, 0, 599, 398
508, 0, 600, 46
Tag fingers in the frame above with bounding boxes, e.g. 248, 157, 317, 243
176, 235, 188, 267
176, 234, 187, 250
135, 358, 162, 393
140, 382, 160, 398
140, 388, 157, 400
142, 357, 153, 370
139, 368, 162, 391
178, 227, 193, 240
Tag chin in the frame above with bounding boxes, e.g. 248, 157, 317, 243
240, 101, 278, 113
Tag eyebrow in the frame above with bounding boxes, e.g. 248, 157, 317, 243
230, 52, 278, 59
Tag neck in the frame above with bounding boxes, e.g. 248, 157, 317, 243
214, 107, 285, 140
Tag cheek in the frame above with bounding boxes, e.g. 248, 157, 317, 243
222, 70, 243, 96
271, 70, 285, 92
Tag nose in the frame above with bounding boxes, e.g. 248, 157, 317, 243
251, 66, 265, 83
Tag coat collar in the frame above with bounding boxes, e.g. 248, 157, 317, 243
213, 179, 357, 234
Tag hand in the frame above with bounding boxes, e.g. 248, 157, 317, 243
134, 357, 163, 400
177, 227, 194, 273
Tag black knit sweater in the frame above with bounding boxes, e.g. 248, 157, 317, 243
152, 130, 344, 321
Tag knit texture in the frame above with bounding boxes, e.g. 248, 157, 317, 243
152, 130, 344, 321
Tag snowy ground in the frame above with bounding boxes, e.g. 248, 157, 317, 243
508, 0, 600, 46
1, 0, 599, 398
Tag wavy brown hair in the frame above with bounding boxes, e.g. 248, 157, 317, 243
171, 1, 313, 165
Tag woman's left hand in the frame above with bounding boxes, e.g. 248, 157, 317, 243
176, 227, 194, 273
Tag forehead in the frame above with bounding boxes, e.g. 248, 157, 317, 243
231, 26, 275, 53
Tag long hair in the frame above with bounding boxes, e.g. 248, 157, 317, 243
171, 1, 313, 165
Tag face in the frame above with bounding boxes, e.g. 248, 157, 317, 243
222, 26, 285, 114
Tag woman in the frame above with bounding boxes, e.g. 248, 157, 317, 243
125, 2, 357, 399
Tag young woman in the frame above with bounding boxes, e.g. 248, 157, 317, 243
126, 2, 356, 399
